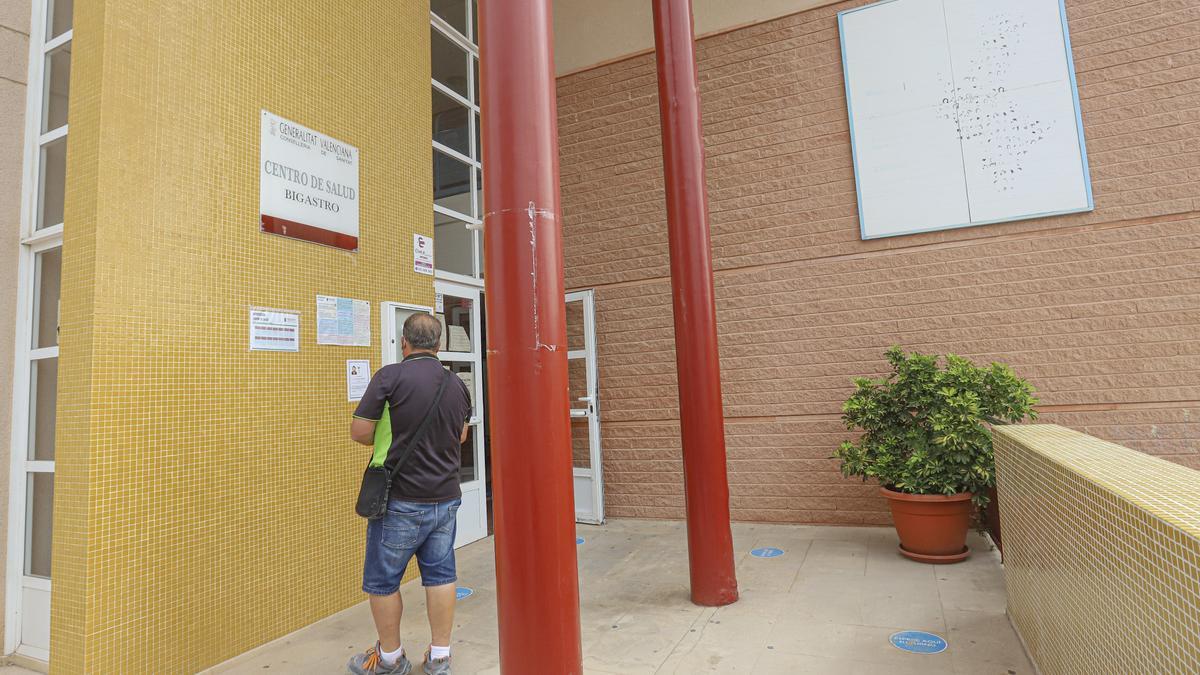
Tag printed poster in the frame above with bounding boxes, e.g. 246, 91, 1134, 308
316, 295, 371, 346
347, 360, 371, 401
249, 308, 300, 352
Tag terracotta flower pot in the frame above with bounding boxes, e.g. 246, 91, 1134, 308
880, 487, 973, 564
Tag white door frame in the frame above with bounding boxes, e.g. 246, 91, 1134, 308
432, 280, 487, 547
567, 290, 604, 525
6, 0, 69, 660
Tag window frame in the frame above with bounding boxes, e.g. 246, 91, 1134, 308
6, 0, 69, 660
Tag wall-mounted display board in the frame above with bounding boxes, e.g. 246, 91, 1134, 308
838, 0, 1093, 239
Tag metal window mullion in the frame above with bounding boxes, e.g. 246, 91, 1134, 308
431, 79, 478, 114
431, 14, 478, 56
434, 201, 480, 225
42, 30, 70, 55
20, 227, 62, 249
23, 462, 53, 474
433, 141, 478, 170
28, 347, 57, 361
37, 125, 67, 148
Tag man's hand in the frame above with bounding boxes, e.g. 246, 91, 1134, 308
351, 418, 377, 446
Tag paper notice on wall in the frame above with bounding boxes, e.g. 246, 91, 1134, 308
456, 371, 475, 406
347, 360, 371, 401
317, 295, 371, 346
414, 234, 434, 275
447, 325, 471, 352
249, 308, 300, 351
435, 292, 444, 313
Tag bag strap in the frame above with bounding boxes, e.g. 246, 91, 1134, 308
383, 367, 452, 480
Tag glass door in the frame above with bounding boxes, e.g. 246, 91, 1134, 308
434, 281, 488, 547
381, 296, 487, 549
566, 290, 604, 524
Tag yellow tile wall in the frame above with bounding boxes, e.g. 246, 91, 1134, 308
52, 1, 431, 671
994, 425, 1200, 675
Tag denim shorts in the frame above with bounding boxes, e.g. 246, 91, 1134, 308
363, 497, 461, 595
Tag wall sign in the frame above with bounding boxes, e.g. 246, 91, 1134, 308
249, 308, 300, 352
414, 234, 434, 275
260, 110, 360, 250
839, 0, 1092, 239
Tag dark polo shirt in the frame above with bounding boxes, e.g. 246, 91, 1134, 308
354, 353, 472, 502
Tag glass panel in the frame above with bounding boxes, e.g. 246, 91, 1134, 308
470, 0, 478, 43
472, 57, 479, 105
566, 300, 585, 352
43, 46, 71, 133
39, 137, 67, 230
434, 211, 474, 277
47, 0, 73, 39
431, 0, 467, 37
572, 418, 591, 469
431, 27, 469, 98
34, 248, 62, 349
459, 424, 476, 483
29, 358, 58, 461
474, 229, 484, 279
474, 167, 483, 220
25, 473, 54, 578
438, 294, 474, 352
568, 357, 588, 406
433, 149, 471, 215
432, 87, 470, 157
473, 111, 481, 162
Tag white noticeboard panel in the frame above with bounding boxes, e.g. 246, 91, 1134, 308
260, 110, 360, 250
838, 0, 1093, 239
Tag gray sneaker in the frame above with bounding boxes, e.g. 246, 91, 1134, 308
347, 641, 413, 675
422, 649, 451, 675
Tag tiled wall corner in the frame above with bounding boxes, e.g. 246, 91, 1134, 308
52, 1, 431, 671
995, 424, 1200, 674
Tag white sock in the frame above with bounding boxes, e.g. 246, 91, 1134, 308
380, 643, 404, 665
430, 645, 451, 660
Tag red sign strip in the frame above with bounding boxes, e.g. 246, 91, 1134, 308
261, 215, 358, 251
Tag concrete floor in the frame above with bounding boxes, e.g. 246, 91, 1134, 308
213, 519, 1033, 674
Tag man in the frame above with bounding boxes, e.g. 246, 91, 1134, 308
347, 313, 472, 675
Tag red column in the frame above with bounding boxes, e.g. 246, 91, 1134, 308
478, 0, 584, 672
652, 0, 739, 607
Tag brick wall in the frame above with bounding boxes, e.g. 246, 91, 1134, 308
556, 0, 1200, 524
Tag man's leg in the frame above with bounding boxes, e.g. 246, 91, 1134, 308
370, 591, 405, 653
424, 582, 455, 648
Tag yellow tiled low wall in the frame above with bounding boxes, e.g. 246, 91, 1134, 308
994, 425, 1200, 675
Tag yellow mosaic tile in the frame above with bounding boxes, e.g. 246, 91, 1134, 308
994, 425, 1200, 675
53, 1, 431, 671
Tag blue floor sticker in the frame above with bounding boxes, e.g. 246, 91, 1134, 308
577, 536, 585, 545
456, 587, 474, 600
750, 547, 784, 558
890, 631, 948, 654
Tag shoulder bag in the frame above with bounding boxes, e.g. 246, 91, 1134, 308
355, 367, 451, 519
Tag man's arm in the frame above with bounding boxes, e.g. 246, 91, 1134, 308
461, 422, 469, 444
352, 418, 377, 446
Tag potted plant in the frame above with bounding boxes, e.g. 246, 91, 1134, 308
834, 347, 1038, 563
